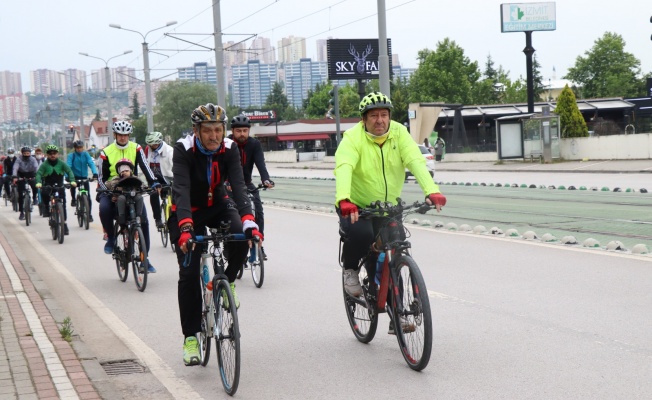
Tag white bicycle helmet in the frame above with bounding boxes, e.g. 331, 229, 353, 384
146, 131, 163, 145
112, 120, 133, 135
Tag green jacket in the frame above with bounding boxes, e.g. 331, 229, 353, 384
334, 120, 440, 207
36, 159, 76, 186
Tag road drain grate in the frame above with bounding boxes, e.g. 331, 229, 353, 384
100, 359, 146, 375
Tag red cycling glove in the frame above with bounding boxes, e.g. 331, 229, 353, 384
179, 231, 192, 249
339, 200, 358, 217
246, 228, 264, 241
427, 193, 447, 207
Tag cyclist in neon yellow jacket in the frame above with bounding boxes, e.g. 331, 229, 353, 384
334, 92, 447, 304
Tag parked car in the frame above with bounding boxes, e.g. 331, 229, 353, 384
406, 144, 435, 179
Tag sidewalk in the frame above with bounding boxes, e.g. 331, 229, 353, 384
0, 231, 102, 400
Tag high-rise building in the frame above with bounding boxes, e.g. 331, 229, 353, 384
0, 71, 22, 96
315, 38, 331, 62
283, 58, 328, 108
224, 41, 248, 67
90, 66, 137, 92
29, 69, 62, 96
392, 65, 416, 81
60, 69, 88, 95
277, 36, 306, 64
391, 54, 400, 68
231, 60, 278, 108
0, 94, 29, 123
249, 37, 276, 64
178, 62, 217, 85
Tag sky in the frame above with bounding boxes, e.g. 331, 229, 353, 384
2, 0, 652, 92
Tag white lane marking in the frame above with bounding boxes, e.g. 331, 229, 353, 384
571, 160, 610, 170
0, 241, 80, 400
7, 218, 202, 400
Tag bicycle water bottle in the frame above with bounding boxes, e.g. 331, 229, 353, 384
375, 252, 386, 285
201, 252, 211, 288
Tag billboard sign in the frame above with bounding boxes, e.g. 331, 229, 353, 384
500, 2, 556, 32
239, 109, 277, 123
327, 38, 392, 80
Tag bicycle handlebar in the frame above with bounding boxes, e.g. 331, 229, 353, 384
182, 232, 258, 267
357, 198, 432, 219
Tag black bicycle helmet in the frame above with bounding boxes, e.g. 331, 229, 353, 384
21, 146, 32, 153
73, 140, 84, 148
231, 115, 251, 128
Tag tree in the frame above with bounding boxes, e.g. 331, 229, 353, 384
564, 32, 643, 98
154, 81, 217, 141
131, 117, 148, 146
554, 85, 588, 138
264, 82, 290, 121
130, 93, 141, 120
531, 54, 545, 101
408, 38, 482, 104
304, 82, 333, 118
94, 109, 101, 121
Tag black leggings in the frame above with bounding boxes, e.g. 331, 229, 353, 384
170, 201, 249, 338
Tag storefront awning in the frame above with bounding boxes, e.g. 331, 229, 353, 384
276, 134, 330, 141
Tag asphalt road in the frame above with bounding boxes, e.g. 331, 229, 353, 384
3, 187, 652, 399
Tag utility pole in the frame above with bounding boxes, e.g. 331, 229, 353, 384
59, 95, 66, 158
377, 0, 391, 97
77, 84, 84, 147
212, 0, 226, 106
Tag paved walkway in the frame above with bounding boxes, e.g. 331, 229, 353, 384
0, 230, 101, 400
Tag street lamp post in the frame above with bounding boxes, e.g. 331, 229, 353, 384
79, 50, 132, 135
109, 21, 177, 133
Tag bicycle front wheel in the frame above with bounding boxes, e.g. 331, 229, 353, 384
56, 202, 65, 244
213, 279, 240, 395
76, 195, 84, 227
199, 278, 212, 366
343, 267, 378, 343
131, 227, 148, 292
159, 201, 168, 248
114, 224, 129, 282
390, 255, 433, 371
250, 241, 264, 288
50, 206, 57, 240
81, 194, 90, 230
24, 196, 31, 226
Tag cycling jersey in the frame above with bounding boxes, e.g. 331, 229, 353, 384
334, 120, 440, 207
172, 135, 252, 228
13, 156, 39, 179
67, 150, 98, 178
226, 135, 270, 184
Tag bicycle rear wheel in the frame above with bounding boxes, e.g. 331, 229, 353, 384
24, 196, 31, 226
199, 278, 212, 366
343, 267, 378, 343
114, 224, 129, 282
131, 227, 148, 292
12, 189, 18, 211
390, 255, 432, 371
213, 279, 240, 395
56, 202, 65, 244
159, 200, 169, 247
250, 241, 264, 288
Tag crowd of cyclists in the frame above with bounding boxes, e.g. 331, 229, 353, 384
1, 91, 446, 369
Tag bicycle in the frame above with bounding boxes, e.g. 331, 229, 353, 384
340, 198, 433, 371
236, 183, 266, 288
185, 224, 246, 396
99, 186, 154, 292
157, 184, 173, 250
74, 178, 93, 230
42, 183, 71, 245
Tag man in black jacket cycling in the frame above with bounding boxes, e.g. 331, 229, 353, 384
170, 103, 263, 367
227, 114, 274, 259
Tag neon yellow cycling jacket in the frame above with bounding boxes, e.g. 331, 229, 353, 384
334, 120, 440, 207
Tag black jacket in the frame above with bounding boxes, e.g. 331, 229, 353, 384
172, 135, 252, 226
226, 135, 270, 184
3, 156, 16, 178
